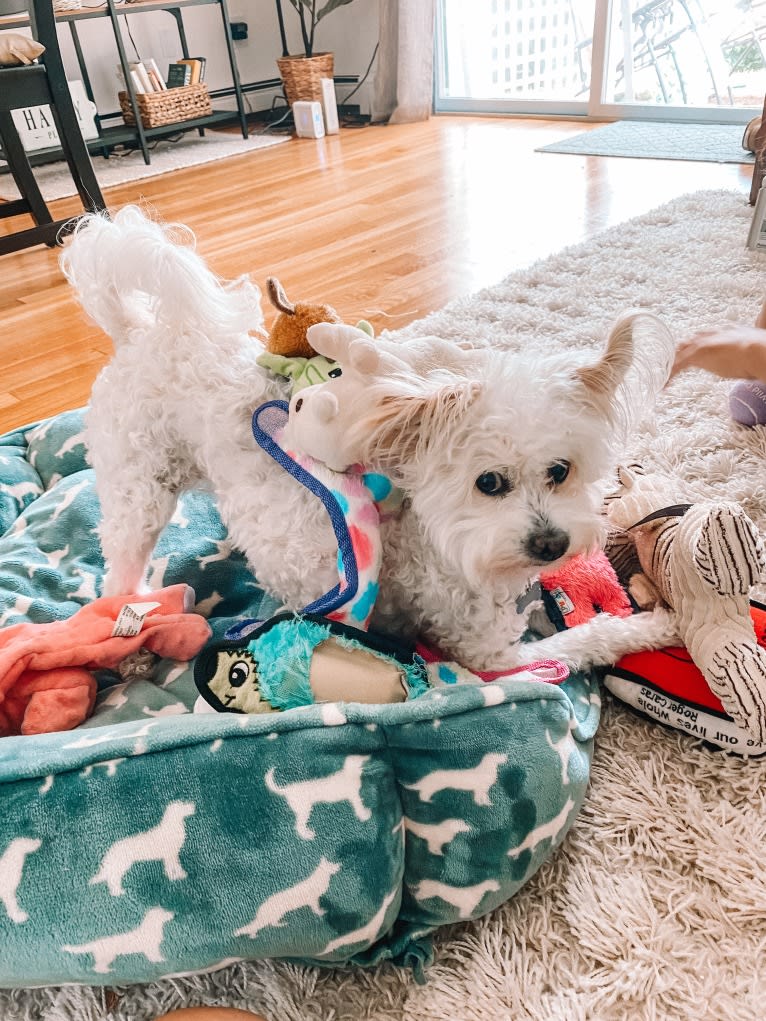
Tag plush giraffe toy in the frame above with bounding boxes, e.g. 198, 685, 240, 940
606, 464, 766, 744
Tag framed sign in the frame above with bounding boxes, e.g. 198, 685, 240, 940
11, 80, 99, 152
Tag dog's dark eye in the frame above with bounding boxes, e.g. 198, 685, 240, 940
294, 398, 303, 412
475, 471, 511, 497
547, 460, 571, 485
228, 661, 251, 687
328, 366, 342, 378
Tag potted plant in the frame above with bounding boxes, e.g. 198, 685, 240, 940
274, 0, 356, 105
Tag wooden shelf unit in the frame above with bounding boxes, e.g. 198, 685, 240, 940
0, 0, 248, 165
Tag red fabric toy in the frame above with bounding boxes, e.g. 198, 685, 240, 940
540, 550, 633, 628
0, 584, 211, 737
604, 603, 766, 756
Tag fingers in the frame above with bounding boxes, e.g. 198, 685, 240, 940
668, 336, 701, 380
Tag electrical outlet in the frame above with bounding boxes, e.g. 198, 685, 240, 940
230, 21, 248, 41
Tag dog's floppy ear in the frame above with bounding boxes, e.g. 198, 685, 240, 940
575, 310, 674, 423
576, 311, 637, 401
351, 375, 483, 474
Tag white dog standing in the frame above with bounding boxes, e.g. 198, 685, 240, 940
62, 207, 679, 674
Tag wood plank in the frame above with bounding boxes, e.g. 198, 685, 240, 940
0, 116, 752, 434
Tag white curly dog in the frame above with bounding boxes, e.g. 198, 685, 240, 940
61, 206, 679, 673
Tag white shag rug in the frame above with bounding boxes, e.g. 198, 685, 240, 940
0, 131, 291, 202
4, 188, 766, 1021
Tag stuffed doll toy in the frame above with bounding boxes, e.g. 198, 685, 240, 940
604, 464, 766, 749
255, 277, 374, 394
195, 611, 431, 713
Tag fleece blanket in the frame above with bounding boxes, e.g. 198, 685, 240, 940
0, 408, 600, 987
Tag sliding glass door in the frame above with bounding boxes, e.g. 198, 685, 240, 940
436, 0, 765, 122
437, 0, 596, 115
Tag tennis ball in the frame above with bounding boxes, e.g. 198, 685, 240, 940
152, 1009, 267, 1021
729, 380, 766, 427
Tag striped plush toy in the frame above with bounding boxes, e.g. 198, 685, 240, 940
606, 464, 766, 745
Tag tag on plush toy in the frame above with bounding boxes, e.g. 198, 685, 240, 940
112, 601, 161, 638
603, 601, 766, 756
549, 587, 575, 618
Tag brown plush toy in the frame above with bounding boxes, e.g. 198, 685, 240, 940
265, 276, 342, 359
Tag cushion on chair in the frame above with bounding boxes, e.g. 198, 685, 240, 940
0, 33, 45, 66
0, 409, 600, 987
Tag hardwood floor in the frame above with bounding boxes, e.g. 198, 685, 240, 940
0, 115, 753, 434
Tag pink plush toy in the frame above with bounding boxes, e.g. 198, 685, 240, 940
540, 550, 633, 628
0, 585, 211, 737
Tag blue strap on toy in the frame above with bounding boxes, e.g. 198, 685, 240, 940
225, 400, 368, 642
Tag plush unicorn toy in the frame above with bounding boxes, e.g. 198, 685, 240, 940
282, 322, 479, 472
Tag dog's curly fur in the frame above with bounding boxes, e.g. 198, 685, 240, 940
61, 207, 680, 673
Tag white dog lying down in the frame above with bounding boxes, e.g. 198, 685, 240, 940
62, 206, 679, 673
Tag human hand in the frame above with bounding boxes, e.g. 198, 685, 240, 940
669, 325, 766, 381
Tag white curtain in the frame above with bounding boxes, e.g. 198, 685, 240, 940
372, 0, 437, 124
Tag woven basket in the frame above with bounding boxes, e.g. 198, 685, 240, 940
277, 53, 334, 105
53, 0, 82, 10
119, 83, 212, 129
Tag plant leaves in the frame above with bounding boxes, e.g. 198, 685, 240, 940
317, 0, 356, 23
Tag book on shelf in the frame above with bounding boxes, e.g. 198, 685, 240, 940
176, 57, 206, 84
119, 60, 169, 94
129, 69, 145, 95
131, 61, 154, 94
146, 58, 167, 91
167, 62, 192, 88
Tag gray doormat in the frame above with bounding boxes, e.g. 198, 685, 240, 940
537, 119, 755, 163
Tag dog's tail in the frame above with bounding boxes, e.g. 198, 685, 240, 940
60, 205, 264, 349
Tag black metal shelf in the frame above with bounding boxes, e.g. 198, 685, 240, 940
0, 0, 248, 165
0, 0, 224, 29
13, 109, 238, 168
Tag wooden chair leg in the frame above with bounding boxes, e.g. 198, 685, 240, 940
0, 111, 54, 230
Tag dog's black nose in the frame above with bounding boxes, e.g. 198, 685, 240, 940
525, 527, 570, 563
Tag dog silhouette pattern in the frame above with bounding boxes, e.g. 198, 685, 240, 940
265, 756, 372, 840
89, 801, 195, 896
0, 837, 41, 924
0, 408, 600, 986
63, 907, 174, 973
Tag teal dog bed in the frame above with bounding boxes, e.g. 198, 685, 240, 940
0, 410, 600, 987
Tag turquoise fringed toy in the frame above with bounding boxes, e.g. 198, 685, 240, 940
195, 611, 430, 713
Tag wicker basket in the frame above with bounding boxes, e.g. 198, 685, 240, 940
119, 83, 212, 129
277, 53, 334, 106
53, 0, 82, 10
